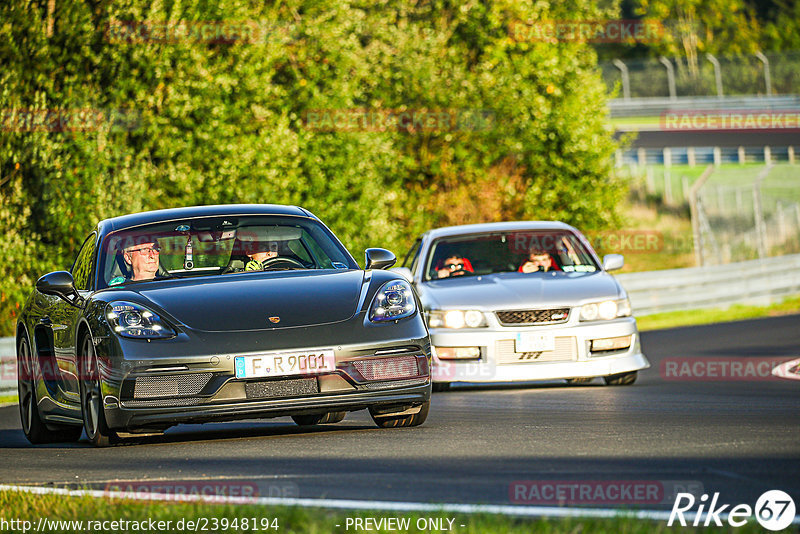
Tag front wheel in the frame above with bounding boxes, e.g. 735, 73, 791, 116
17, 337, 82, 444
603, 371, 638, 386
79, 335, 118, 447
370, 401, 430, 428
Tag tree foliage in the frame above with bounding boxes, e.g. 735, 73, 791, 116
0, 0, 622, 334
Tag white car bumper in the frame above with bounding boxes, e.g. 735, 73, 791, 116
430, 317, 650, 383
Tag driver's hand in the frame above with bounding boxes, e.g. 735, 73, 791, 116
245, 260, 263, 271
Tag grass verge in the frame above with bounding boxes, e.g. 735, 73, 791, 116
0, 394, 18, 406
0, 489, 783, 533
637, 295, 800, 331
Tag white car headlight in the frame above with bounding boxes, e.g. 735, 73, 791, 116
106, 301, 175, 339
369, 280, 417, 322
427, 309, 487, 329
580, 298, 631, 321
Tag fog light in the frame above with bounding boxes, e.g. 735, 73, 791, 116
435, 347, 481, 360
590, 335, 632, 352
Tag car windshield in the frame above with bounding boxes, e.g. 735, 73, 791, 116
423, 230, 598, 281
98, 215, 357, 289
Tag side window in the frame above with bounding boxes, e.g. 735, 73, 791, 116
71, 233, 97, 291
402, 238, 422, 271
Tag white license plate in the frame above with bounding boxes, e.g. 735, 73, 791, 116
235, 349, 336, 379
515, 333, 555, 353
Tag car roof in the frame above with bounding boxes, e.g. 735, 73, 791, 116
96, 204, 314, 235
422, 221, 578, 240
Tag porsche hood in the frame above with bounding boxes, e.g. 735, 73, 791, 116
129, 270, 366, 332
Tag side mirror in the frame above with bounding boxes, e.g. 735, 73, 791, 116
390, 267, 413, 282
602, 254, 625, 272
36, 271, 83, 306
365, 248, 397, 270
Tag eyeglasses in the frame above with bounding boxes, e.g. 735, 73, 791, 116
128, 245, 161, 255
444, 262, 464, 270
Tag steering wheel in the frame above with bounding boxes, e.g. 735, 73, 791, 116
261, 256, 306, 270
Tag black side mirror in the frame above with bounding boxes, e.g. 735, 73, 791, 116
36, 271, 83, 307
365, 248, 397, 270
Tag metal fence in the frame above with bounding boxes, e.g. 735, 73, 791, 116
600, 50, 800, 100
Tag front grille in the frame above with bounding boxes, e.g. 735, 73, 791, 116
244, 377, 318, 399
496, 308, 571, 326
353, 356, 419, 381
133, 373, 212, 399
495, 337, 577, 364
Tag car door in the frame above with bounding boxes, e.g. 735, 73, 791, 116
50, 232, 97, 401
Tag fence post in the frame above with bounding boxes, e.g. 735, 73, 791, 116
612, 59, 631, 101
706, 54, 724, 98
755, 52, 772, 96
689, 165, 715, 266
738, 146, 746, 164
752, 165, 774, 259
764, 146, 771, 165
789, 146, 795, 164
687, 147, 696, 167
714, 147, 721, 166
659, 56, 677, 100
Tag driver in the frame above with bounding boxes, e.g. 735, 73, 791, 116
109, 240, 161, 285
245, 241, 280, 271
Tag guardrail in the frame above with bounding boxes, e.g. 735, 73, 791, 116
615, 253, 800, 315
609, 94, 800, 118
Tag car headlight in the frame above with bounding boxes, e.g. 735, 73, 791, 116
579, 298, 631, 321
106, 301, 175, 339
427, 309, 487, 329
369, 280, 417, 322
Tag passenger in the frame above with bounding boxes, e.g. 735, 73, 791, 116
519, 248, 555, 273
436, 255, 473, 278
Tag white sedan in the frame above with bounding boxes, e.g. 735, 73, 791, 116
393, 221, 650, 390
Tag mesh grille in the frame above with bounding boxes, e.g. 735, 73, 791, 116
353, 356, 419, 381
244, 377, 319, 399
133, 373, 212, 399
123, 397, 203, 408
495, 308, 570, 325
359, 377, 428, 390
495, 337, 577, 364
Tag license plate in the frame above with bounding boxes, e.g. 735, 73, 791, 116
515, 333, 555, 353
235, 349, 336, 379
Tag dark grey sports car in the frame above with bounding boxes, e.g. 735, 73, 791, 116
17, 204, 431, 446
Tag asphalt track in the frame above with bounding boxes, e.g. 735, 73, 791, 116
1, 315, 798, 511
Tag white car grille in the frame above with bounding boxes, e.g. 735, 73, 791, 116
495, 337, 578, 364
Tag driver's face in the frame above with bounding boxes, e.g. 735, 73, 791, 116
249, 241, 279, 262
124, 242, 160, 281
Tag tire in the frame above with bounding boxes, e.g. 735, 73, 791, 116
79, 335, 119, 447
432, 382, 451, 392
292, 411, 346, 426
566, 378, 594, 385
370, 400, 430, 428
17, 337, 82, 444
603, 371, 638, 386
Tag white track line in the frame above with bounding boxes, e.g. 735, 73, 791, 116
4, 483, 799, 525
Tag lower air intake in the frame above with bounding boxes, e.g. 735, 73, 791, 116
133, 373, 212, 399
245, 378, 319, 399
353, 356, 420, 381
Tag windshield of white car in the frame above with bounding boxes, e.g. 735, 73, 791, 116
98, 216, 357, 289
423, 231, 598, 281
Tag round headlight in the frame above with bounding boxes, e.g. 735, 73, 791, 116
444, 310, 466, 329
598, 300, 618, 320
580, 303, 599, 321
464, 310, 484, 328
120, 310, 142, 326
